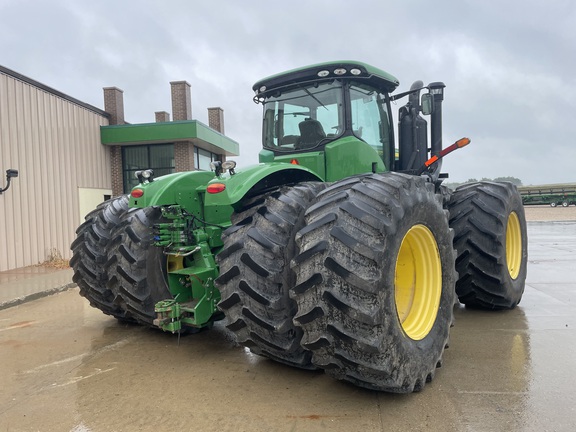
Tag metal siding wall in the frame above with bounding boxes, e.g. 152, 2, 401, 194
0, 72, 110, 271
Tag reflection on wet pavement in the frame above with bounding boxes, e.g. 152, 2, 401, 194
0, 222, 575, 431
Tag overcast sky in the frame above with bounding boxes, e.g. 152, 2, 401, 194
1, 0, 575, 185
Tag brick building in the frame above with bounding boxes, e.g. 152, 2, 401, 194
0, 66, 239, 271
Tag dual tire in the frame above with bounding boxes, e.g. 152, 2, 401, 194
215, 183, 326, 369
71, 196, 171, 325
448, 181, 528, 309
217, 173, 457, 392
290, 173, 456, 392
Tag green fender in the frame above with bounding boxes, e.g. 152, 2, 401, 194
129, 170, 216, 217
129, 163, 323, 225
204, 162, 323, 214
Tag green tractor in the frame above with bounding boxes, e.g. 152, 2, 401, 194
71, 61, 528, 393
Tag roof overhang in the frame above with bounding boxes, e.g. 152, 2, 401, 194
100, 120, 239, 156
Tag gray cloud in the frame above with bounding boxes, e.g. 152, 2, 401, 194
1, 0, 574, 185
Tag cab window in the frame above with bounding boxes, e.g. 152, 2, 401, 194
262, 82, 344, 151
349, 84, 392, 168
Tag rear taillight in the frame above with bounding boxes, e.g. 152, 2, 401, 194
207, 183, 226, 194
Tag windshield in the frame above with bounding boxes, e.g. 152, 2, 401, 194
262, 81, 343, 151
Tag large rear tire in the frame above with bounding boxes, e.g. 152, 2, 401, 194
216, 183, 325, 369
70, 196, 131, 320
105, 206, 172, 325
448, 182, 527, 309
291, 173, 456, 392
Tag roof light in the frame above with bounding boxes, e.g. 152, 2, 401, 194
207, 183, 226, 194
135, 169, 154, 184
259, 85, 267, 92
131, 188, 144, 198
350, 68, 362, 76
222, 161, 236, 171
317, 70, 330, 77
334, 68, 347, 75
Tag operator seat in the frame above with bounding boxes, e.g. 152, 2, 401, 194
297, 118, 326, 149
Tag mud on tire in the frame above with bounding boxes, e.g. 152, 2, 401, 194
448, 181, 528, 309
215, 182, 326, 369
70, 195, 130, 320
291, 173, 456, 392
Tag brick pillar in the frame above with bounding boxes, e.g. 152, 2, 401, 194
170, 81, 192, 121
155, 111, 170, 122
103, 87, 125, 125
110, 146, 124, 196
174, 142, 195, 171
207, 107, 225, 134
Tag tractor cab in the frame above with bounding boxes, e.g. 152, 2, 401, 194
253, 62, 400, 173
253, 61, 448, 181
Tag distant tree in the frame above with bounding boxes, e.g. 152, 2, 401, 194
493, 176, 522, 186
443, 182, 461, 190
444, 177, 523, 189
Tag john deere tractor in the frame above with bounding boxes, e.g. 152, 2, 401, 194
71, 61, 527, 393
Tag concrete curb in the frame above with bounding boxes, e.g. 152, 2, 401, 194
0, 283, 77, 311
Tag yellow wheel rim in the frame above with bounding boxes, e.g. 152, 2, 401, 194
506, 212, 522, 280
394, 225, 442, 341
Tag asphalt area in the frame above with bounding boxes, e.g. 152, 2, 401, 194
0, 218, 575, 431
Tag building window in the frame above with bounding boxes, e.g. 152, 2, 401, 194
122, 144, 175, 193
195, 147, 220, 170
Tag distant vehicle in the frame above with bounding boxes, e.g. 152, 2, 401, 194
519, 184, 576, 207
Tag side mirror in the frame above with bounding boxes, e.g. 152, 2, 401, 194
421, 93, 434, 115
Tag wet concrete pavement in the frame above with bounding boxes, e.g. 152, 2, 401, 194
0, 266, 74, 310
1, 222, 575, 431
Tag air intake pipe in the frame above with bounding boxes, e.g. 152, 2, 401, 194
428, 82, 445, 157
398, 81, 428, 171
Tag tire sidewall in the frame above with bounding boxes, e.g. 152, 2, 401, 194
377, 187, 454, 370
502, 187, 528, 305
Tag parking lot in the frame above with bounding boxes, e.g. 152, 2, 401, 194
1, 220, 575, 431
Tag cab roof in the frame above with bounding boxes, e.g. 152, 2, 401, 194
252, 61, 400, 98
